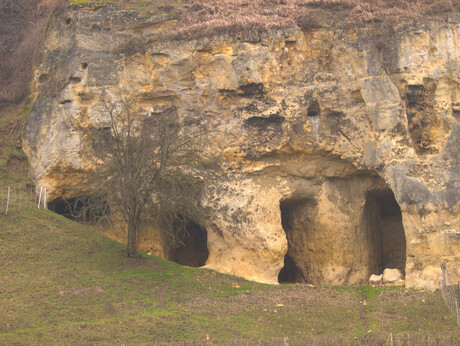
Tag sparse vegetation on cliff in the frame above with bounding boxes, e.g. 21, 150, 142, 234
173, 0, 459, 39
0, 0, 66, 104
72, 94, 212, 257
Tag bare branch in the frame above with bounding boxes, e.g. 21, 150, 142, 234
71, 92, 218, 257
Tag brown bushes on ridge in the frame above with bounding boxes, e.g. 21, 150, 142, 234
0, 0, 458, 104
0, 0, 66, 105
173, 0, 459, 39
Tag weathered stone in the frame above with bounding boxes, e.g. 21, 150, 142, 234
383, 268, 403, 284
23, 4, 460, 289
392, 279, 405, 287
369, 274, 383, 285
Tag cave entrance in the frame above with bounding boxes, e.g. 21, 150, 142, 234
277, 185, 406, 285
48, 196, 110, 222
278, 198, 314, 284
170, 221, 209, 267
364, 189, 406, 276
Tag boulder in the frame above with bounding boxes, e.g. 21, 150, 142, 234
383, 268, 403, 284
369, 274, 383, 285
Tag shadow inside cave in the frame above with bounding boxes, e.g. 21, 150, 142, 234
169, 221, 209, 267
278, 184, 406, 284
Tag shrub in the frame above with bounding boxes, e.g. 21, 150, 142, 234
0, 0, 66, 105
171, 0, 458, 40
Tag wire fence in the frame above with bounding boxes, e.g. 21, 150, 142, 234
0, 185, 48, 215
440, 260, 460, 327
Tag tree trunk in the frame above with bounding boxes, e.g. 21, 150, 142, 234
127, 218, 137, 257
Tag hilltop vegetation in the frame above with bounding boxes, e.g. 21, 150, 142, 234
1, 0, 459, 104
173, 0, 460, 39
0, 0, 66, 104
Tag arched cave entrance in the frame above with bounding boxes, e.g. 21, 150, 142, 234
169, 221, 209, 267
278, 185, 406, 285
364, 189, 406, 276
278, 198, 315, 283
48, 196, 110, 222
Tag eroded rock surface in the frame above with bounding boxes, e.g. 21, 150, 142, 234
24, 3, 460, 288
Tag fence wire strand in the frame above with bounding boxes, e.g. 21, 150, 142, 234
440, 260, 460, 327
0, 185, 46, 215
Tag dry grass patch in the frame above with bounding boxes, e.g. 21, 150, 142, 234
171, 0, 459, 40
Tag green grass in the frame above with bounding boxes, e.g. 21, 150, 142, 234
0, 203, 459, 344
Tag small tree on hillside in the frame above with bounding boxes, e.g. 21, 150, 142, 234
79, 94, 213, 257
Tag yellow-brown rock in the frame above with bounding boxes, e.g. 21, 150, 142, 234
23, 4, 459, 289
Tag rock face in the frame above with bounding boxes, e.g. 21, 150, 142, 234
24, 3, 460, 289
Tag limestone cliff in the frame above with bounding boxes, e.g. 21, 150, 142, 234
24, 3, 460, 289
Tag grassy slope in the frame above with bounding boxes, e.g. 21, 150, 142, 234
1, 206, 459, 344
0, 101, 32, 188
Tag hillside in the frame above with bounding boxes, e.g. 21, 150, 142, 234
20, 0, 460, 288
0, 189, 459, 343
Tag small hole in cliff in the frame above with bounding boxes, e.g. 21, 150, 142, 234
245, 114, 285, 128
38, 74, 49, 83
81, 62, 88, 69
364, 189, 406, 276
65, 18, 71, 25
452, 109, 460, 121
285, 40, 297, 49
238, 83, 264, 97
60, 100, 72, 105
49, 196, 110, 223
307, 101, 321, 117
351, 89, 365, 103
69, 77, 81, 84
406, 85, 424, 107
170, 221, 208, 267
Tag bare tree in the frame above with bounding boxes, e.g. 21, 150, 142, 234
77, 94, 214, 257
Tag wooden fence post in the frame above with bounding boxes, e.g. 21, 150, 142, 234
6, 187, 10, 214
38, 186, 42, 209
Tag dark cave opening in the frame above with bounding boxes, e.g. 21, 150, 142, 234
278, 198, 314, 284
278, 253, 301, 284
364, 189, 406, 276
278, 186, 406, 284
170, 221, 209, 267
48, 196, 110, 222
307, 101, 321, 117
